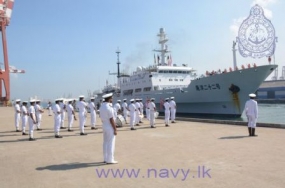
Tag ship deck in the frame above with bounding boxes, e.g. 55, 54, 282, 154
0, 107, 284, 188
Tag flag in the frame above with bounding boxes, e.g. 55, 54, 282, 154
168, 54, 172, 66
154, 54, 156, 64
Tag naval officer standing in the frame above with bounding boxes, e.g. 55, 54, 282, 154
14, 99, 21, 132
28, 99, 37, 141
148, 98, 156, 128
244, 93, 258, 136
35, 100, 44, 130
59, 99, 67, 129
169, 97, 177, 123
89, 97, 97, 130
78, 95, 87, 135
128, 99, 137, 130
99, 93, 118, 164
53, 99, 62, 138
66, 99, 76, 132
164, 98, 170, 127
121, 99, 128, 123
21, 101, 28, 135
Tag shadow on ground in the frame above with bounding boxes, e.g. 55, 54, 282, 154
219, 135, 250, 139
36, 162, 107, 171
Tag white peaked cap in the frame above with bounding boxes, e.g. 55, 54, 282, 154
79, 95, 84, 98
249, 93, 256, 98
170, 97, 175, 99
102, 93, 113, 99
130, 99, 134, 102
15, 99, 21, 102
165, 98, 169, 101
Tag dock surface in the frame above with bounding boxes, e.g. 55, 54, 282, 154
0, 107, 284, 188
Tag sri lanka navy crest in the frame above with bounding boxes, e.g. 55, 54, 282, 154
237, 4, 277, 58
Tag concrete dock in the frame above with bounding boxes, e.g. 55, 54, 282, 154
0, 107, 285, 188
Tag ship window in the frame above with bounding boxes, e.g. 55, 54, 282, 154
159, 79, 161, 81
180, 79, 183, 81
175, 79, 178, 81
143, 87, 151, 92
163, 70, 169, 73
135, 88, 142, 93
178, 71, 182, 73
158, 70, 163, 73
123, 89, 133, 96
169, 79, 173, 81
169, 70, 173, 73
173, 71, 177, 73
186, 71, 190, 74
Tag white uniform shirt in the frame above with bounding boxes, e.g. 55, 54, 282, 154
164, 102, 170, 112
135, 102, 141, 112
21, 105, 28, 116
100, 102, 114, 127
148, 102, 156, 111
88, 102, 96, 113
53, 104, 61, 117
59, 102, 66, 113
35, 104, 41, 115
14, 104, 20, 113
139, 102, 143, 110
28, 105, 36, 120
128, 103, 136, 114
114, 103, 121, 113
66, 103, 74, 116
122, 102, 128, 112
77, 101, 87, 114
244, 99, 258, 119
169, 100, 176, 110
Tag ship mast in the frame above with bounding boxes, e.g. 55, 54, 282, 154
116, 47, 121, 88
154, 28, 170, 65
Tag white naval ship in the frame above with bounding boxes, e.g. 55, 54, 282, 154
95, 28, 277, 117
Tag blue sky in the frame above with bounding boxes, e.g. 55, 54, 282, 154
2, 0, 285, 101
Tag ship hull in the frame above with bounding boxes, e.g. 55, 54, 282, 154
98, 65, 277, 117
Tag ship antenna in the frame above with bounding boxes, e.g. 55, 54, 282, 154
116, 47, 121, 88
232, 41, 237, 69
153, 28, 170, 66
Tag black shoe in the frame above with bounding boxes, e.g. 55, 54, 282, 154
29, 138, 36, 141
80, 133, 87, 136
248, 127, 252, 136
55, 135, 63, 138
151, 126, 156, 128
60, 127, 66, 129
68, 129, 74, 132
22, 132, 28, 135
139, 121, 143, 123
91, 127, 98, 130
252, 128, 258, 137
171, 121, 175, 123
136, 124, 140, 126
130, 128, 137, 130
165, 124, 169, 127
37, 128, 42, 131
16, 130, 21, 132
84, 125, 87, 127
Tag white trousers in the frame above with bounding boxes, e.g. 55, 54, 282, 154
146, 109, 150, 121
123, 110, 128, 123
170, 109, 176, 121
165, 110, 170, 125
28, 117, 34, 138
103, 125, 116, 163
48, 107, 52, 116
79, 113, 85, 133
135, 111, 140, 124
150, 110, 155, 126
90, 111, 96, 127
129, 112, 135, 128
60, 111, 65, 127
36, 113, 42, 128
247, 114, 257, 128
54, 115, 61, 135
67, 114, 74, 129
21, 115, 28, 133
15, 113, 20, 130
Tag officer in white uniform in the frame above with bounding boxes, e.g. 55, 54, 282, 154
145, 99, 150, 121
114, 100, 121, 119
128, 99, 136, 130
148, 98, 156, 128
21, 101, 28, 135
121, 99, 128, 123
53, 99, 62, 138
59, 99, 67, 129
14, 99, 21, 132
47, 102, 52, 116
78, 95, 87, 135
35, 100, 44, 130
244, 93, 258, 136
66, 99, 77, 132
164, 98, 171, 127
28, 99, 37, 141
99, 93, 118, 164
89, 97, 97, 130
135, 99, 141, 126
169, 97, 177, 123
139, 99, 144, 123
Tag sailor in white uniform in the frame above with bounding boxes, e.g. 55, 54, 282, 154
135, 99, 141, 126
53, 99, 62, 138
35, 100, 44, 130
78, 95, 87, 135
114, 100, 121, 119
66, 99, 77, 132
121, 99, 128, 123
28, 99, 37, 141
139, 99, 144, 123
145, 99, 150, 121
14, 99, 21, 132
21, 101, 28, 135
169, 97, 177, 123
47, 102, 52, 116
59, 99, 67, 129
89, 97, 97, 130
148, 98, 156, 128
244, 93, 258, 136
164, 98, 171, 127
99, 93, 118, 164
128, 99, 136, 130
